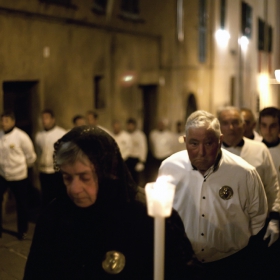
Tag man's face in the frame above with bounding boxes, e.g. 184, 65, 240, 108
112, 122, 121, 134
157, 121, 165, 131
219, 110, 244, 146
127, 123, 136, 133
259, 116, 280, 143
74, 118, 86, 127
42, 113, 55, 130
241, 111, 256, 138
87, 114, 97, 125
1, 116, 15, 132
61, 159, 99, 208
185, 126, 222, 174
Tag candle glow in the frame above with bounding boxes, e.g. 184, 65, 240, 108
145, 177, 176, 280
145, 176, 175, 217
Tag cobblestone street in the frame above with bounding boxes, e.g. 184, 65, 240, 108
0, 213, 35, 280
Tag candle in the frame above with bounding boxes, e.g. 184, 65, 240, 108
145, 177, 175, 280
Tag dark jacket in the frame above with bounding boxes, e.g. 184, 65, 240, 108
23, 189, 199, 280
24, 126, 202, 279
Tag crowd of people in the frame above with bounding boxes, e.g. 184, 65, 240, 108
1, 105, 280, 279
0, 109, 184, 239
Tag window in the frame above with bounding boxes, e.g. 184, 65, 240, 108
198, 0, 207, 63
220, 0, 226, 29
258, 18, 265, 51
258, 18, 273, 52
92, 0, 107, 14
177, 0, 184, 42
241, 1, 252, 38
119, 0, 142, 21
268, 26, 273, 53
94, 75, 106, 109
39, 0, 76, 8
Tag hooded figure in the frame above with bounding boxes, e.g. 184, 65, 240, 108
24, 126, 200, 280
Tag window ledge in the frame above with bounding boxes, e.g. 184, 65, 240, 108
118, 12, 145, 23
39, 0, 78, 10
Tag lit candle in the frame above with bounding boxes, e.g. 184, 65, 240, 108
145, 176, 175, 280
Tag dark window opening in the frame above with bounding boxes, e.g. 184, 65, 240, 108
258, 18, 273, 52
268, 26, 273, 53
220, 0, 226, 29
186, 93, 198, 120
258, 18, 265, 50
92, 0, 107, 14
241, 1, 252, 38
198, 0, 207, 63
94, 75, 106, 109
3, 81, 38, 137
39, 0, 77, 9
119, 0, 143, 22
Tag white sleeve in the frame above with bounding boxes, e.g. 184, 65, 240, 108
261, 148, 280, 213
20, 132, 37, 166
139, 132, 148, 162
247, 168, 268, 235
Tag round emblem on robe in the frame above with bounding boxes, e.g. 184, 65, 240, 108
219, 186, 233, 200
102, 251, 126, 274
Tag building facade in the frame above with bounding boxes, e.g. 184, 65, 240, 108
0, 0, 279, 137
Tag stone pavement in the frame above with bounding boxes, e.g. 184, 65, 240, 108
0, 213, 36, 280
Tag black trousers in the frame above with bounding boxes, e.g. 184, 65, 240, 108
0, 176, 29, 235
250, 219, 280, 280
202, 245, 256, 279
39, 172, 65, 208
202, 224, 280, 280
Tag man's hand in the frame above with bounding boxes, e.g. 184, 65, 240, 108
263, 219, 279, 247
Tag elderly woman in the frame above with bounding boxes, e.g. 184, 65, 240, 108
23, 126, 199, 280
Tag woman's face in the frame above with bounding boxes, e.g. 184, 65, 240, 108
60, 159, 99, 207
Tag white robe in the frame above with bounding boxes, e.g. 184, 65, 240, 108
222, 137, 280, 213
159, 148, 267, 263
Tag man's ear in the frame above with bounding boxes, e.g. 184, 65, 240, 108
183, 135, 187, 143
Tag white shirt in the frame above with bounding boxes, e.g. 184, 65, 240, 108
222, 137, 280, 213
253, 130, 263, 141
159, 149, 267, 263
149, 129, 177, 159
0, 127, 37, 181
112, 130, 132, 161
268, 143, 280, 184
128, 129, 147, 162
35, 126, 66, 174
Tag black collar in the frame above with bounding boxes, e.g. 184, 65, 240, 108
223, 138, 244, 148
246, 134, 255, 140
4, 126, 15, 134
262, 138, 280, 148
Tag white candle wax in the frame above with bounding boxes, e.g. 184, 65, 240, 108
154, 216, 165, 280
144, 177, 176, 280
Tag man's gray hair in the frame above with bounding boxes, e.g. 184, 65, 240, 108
217, 106, 244, 123
185, 110, 221, 138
